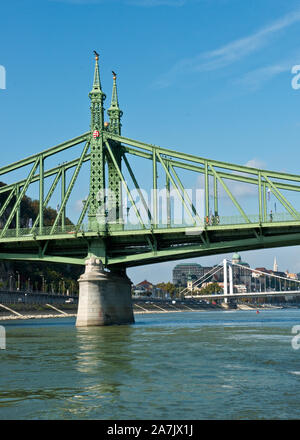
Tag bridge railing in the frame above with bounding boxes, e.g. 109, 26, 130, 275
0, 210, 299, 239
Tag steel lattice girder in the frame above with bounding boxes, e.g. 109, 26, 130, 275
1, 129, 300, 268
1, 85, 300, 268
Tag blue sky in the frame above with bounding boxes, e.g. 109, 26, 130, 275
1, 0, 300, 283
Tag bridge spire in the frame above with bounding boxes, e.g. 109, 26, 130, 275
88, 51, 106, 231
108, 71, 123, 135
89, 51, 106, 131
107, 71, 124, 229
92, 53, 101, 90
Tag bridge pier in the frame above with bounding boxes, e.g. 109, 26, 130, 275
76, 257, 134, 327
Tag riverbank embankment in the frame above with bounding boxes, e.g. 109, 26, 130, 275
0, 300, 228, 321
0, 299, 289, 321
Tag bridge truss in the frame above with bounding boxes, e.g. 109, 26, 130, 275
1, 55, 300, 269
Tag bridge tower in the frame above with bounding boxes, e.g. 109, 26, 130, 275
107, 71, 124, 229
88, 52, 106, 231
76, 54, 134, 327
223, 259, 234, 304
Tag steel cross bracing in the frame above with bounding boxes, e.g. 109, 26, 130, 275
1, 54, 300, 269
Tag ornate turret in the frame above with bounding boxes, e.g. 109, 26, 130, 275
107, 71, 123, 135
106, 71, 123, 229
88, 52, 106, 230
187, 270, 194, 291
89, 51, 106, 132
232, 252, 241, 264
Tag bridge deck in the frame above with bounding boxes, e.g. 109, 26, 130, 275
1, 219, 300, 267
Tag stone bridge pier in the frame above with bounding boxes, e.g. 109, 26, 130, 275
76, 257, 135, 327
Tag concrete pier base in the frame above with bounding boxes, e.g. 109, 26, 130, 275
76, 257, 135, 327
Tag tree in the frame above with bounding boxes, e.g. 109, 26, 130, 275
0, 181, 81, 293
156, 282, 176, 298
200, 283, 222, 295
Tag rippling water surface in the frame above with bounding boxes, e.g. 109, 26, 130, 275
1, 309, 300, 419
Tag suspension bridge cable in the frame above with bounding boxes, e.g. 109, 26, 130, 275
179, 262, 224, 296
231, 260, 300, 284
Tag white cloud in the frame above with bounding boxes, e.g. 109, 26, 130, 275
226, 158, 266, 197
234, 52, 300, 91
196, 157, 266, 199
244, 158, 266, 169
74, 198, 87, 212
156, 8, 300, 87
237, 64, 288, 90
201, 9, 300, 70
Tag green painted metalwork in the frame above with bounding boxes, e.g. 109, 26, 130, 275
169, 163, 202, 225
88, 53, 106, 230
152, 150, 158, 228
108, 72, 123, 135
50, 141, 90, 234
61, 165, 66, 231
214, 174, 218, 217
30, 169, 62, 234
205, 161, 209, 219
258, 171, 262, 223
39, 156, 44, 235
123, 155, 152, 223
156, 152, 196, 226
1, 54, 300, 269
105, 141, 146, 229
16, 185, 20, 237
0, 158, 39, 238
209, 164, 250, 223
107, 73, 123, 229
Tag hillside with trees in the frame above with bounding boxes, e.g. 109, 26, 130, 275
0, 181, 82, 294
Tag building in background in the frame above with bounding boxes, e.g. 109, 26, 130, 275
231, 253, 251, 290
132, 280, 165, 298
179, 253, 252, 293
172, 263, 213, 286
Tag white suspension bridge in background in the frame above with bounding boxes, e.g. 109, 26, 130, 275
181, 259, 300, 303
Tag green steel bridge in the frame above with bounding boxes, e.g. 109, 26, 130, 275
1, 53, 300, 271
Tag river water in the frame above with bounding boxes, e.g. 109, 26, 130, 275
1, 309, 300, 420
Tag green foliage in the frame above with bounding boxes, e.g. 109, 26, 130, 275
156, 282, 176, 298
0, 181, 72, 228
0, 181, 80, 293
199, 283, 222, 294
12, 260, 82, 293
